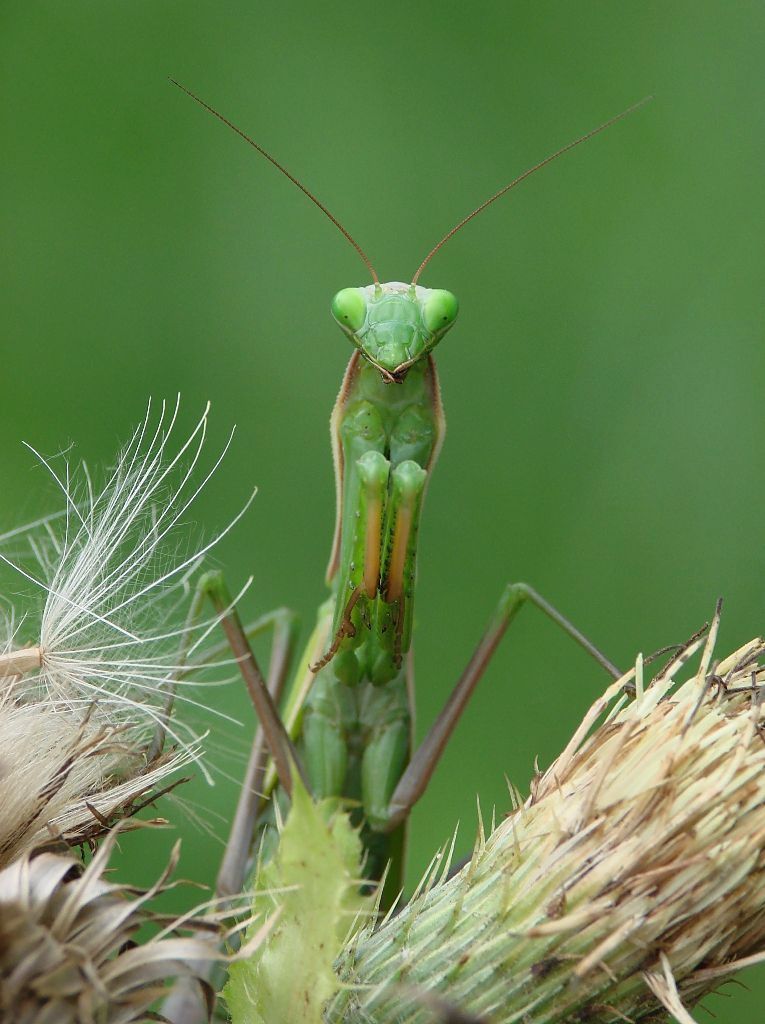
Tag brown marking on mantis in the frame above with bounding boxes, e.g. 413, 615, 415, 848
310, 585, 363, 673
326, 352, 362, 584
393, 597, 406, 670
424, 356, 446, 471
385, 502, 414, 604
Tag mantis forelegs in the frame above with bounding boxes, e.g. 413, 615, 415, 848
384, 582, 621, 831
302, 455, 427, 817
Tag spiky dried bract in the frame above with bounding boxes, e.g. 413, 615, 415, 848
0, 398, 253, 774
0, 689, 197, 868
0, 827, 233, 1023
328, 625, 765, 1024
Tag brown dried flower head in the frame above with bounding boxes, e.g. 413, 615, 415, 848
0, 827, 230, 1023
0, 401, 251, 861
0, 691, 193, 868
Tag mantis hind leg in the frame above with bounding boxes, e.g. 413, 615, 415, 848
384, 582, 621, 831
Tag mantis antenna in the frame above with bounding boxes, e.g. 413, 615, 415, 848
411, 96, 653, 286
170, 78, 380, 284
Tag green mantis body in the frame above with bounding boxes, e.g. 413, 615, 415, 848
170, 82, 645, 909
299, 283, 452, 882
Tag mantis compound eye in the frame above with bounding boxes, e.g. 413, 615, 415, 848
422, 290, 459, 333
331, 288, 367, 332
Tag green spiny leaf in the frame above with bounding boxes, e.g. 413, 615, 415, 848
224, 777, 371, 1024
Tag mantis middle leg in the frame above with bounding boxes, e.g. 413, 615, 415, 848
384, 582, 621, 831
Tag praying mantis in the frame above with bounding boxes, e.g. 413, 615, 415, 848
0, 84, 647, 911
0, 83, 650, 1024
167, 83, 650, 910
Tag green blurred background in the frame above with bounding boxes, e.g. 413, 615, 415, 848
2, 2, 764, 1017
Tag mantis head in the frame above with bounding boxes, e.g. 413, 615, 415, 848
331, 282, 458, 381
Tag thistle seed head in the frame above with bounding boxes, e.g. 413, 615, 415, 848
0, 398, 253, 768
0, 689, 196, 868
0, 400, 255, 860
330, 612, 765, 1024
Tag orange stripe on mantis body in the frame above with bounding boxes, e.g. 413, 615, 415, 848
364, 493, 383, 599
385, 501, 414, 604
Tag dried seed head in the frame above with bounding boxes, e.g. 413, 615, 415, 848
0, 827, 231, 1023
1, 396, 253, 747
0, 689, 197, 868
0, 399, 255, 863
329, 615, 765, 1024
